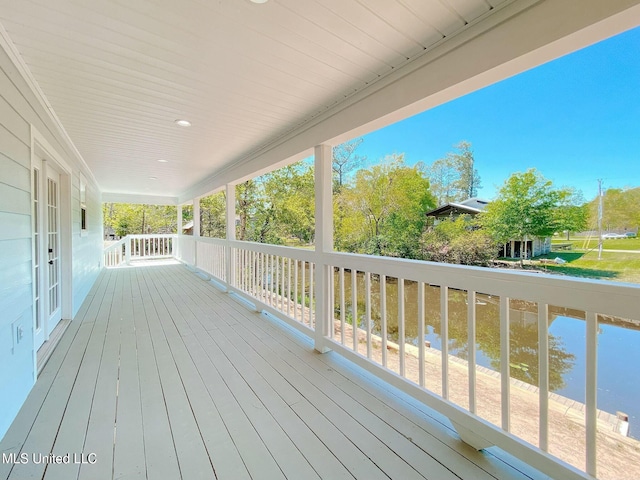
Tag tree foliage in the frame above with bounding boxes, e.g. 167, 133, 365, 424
200, 192, 226, 238
103, 203, 177, 236
334, 155, 436, 257
235, 160, 315, 244
553, 188, 588, 239
587, 187, 640, 231
419, 215, 497, 266
480, 169, 562, 257
332, 138, 365, 190
427, 141, 481, 204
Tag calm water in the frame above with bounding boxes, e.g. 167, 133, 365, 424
331, 270, 640, 439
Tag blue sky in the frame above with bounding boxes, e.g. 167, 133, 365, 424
354, 26, 640, 202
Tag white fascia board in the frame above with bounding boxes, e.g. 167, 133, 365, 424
179, 0, 640, 203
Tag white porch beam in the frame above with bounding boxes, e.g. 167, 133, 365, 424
179, 0, 640, 203
102, 192, 178, 205
314, 144, 333, 353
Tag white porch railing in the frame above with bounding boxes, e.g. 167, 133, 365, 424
103, 237, 127, 267
145, 234, 640, 479
103, 234, 176, 267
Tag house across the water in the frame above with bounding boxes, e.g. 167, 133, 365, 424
425, 198, 552, 259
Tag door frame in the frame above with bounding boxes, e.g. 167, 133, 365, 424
30, 127, 73, 359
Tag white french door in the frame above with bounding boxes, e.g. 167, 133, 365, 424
46, 166, 62, 334
33, 161, 62, 351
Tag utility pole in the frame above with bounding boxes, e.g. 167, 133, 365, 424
597, 179, 603, 260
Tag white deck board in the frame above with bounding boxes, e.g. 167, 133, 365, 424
0, 264, 542, 480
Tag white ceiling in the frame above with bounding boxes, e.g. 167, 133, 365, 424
0, 0, 509, 199
0, 0, 638, 202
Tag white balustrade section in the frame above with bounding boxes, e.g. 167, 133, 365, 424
128, 234, 175, 260
103, 234, 176, 267
321, 251, 639, 480
227, 241, 316, 335
109, 234, 640, 480
195, 237, 227, 282
103, 238, 126, 267
177, 235, 195, 266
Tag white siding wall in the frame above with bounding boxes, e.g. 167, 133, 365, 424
71, 172, 103, 316
0, 46, 102, 439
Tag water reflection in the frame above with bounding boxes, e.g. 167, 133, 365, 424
333, 270, 575, 391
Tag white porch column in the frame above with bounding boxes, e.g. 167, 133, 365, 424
314, 144, 333, 353
193, 197, 200, 267
176, 204, 182, 259
226, 184, 236, 288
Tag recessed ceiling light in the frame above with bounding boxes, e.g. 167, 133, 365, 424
157, 159, 169, 163
250, 0, 268, 3
175, 119, 191, 127
149, 176, 157, 180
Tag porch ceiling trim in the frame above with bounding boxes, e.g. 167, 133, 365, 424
179, 0, 640, 203
101, 192, 178, 206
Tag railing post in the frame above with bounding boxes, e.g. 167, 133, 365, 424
193, 197, 200, 268
125, 236, 131, 265
226, 184, 236, 288
314, 144, 333, 353
176, 204, 183, 260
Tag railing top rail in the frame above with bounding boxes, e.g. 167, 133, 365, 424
103, 237, 126, 252
324, 251, 640, 320
230, 240, 315, 262
193, 236, 227, 246
127, 234, 177, 239
223, 240, 639, 320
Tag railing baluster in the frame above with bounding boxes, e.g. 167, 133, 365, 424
280, 256, 285, 312
381, 275, 387, 368
500, 296, 511, 432
398, 278, 405, 377
301, 260, 306, 324
309, 262, 314, 329
418, 281, 425, 388
586, 311, 598, 477
268, 254, 273, 306
249, 250, 256, 297
538, 303, 550, 451
468, 290, 477, 415
441, 286, 449, 400
365, 272, 372, 359
287, 258, 292, 316
340, 267, 345, 344
351, 269, 357, 353
294, 259, 299, 321
329, 267, 335, 340
240, 249, 244, 291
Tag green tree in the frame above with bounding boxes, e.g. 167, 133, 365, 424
481, 169, 561, 263
103, 203, 177, 236
200, 192, 226, 238
419, 215, 497, 265
587, 187, 640, 231
553, 188, 588, 240
332, 138, 365, 190
235, 160, 315, 245
427, 141, 481, 204
335, 155, 436, 257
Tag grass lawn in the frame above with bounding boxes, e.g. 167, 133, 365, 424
536, 250, 640, 283
552, 237, 640, 251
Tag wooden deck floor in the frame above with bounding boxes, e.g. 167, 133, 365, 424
0, 264, 542, 480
